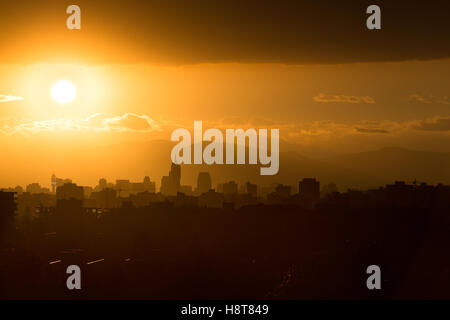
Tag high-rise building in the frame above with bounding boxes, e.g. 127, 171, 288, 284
161, 163, 181, 196
197, 172, 212, 195
169, 163, 181, 190
160, 176, 171, 195
51, 173, 56, 193
98, 178, 108, 190
51, 174, 73, 190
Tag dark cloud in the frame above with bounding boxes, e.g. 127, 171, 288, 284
414, 118, 450, 132
1, 0, 449, 65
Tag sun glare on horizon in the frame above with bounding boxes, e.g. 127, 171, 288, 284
51, 80, 76, 104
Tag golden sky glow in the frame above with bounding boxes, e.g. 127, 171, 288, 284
0, 1, 449, 188
1, 59, 450, 188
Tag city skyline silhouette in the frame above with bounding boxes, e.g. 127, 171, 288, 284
2, 161, 450, 299
1, 0, 449, 302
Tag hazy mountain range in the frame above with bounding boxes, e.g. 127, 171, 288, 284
2, 139, 450, 191
100, 141, 450, 191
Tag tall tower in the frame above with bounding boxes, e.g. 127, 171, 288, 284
169, 163, 181, 192
197, 172, 212, 195
51, 173, 57, 194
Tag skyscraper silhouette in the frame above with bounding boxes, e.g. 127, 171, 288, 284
169, 163, 181, 191
161, 163, 181, 196
197, 172, 212, 195
51, 173, 56, 194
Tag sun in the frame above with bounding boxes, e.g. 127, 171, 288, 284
51, 80, 76, 104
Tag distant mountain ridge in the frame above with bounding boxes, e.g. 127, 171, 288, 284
327, 147, 450, 187
2, 139, 449, 191
130, 142, 450, 190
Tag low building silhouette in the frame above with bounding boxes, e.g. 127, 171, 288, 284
91, 188, 118, 208
267, 184, 292, 204
222, 181, 238, 195
198, 189, 223, 208
56, 183, 84, 201
299, 178, 320, 201
26, 183, 50, 194
0, 191, 16, 224
245, 182, 258, 198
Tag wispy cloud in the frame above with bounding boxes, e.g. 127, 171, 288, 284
413, 117, 450, 132
313, 93, 375, 104
408, 94, 450, 105
436, 98, 450, 105
407, 94, 432, 104
355, 127, 389, 134
0, 113, 161, 136
1, 114, 449, 142
100, 113, 160, 132
202, 118, 402, 142
0, 94, 24, 103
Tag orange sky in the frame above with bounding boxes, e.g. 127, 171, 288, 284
1, 59, 450, 188
0, 1, 449, 188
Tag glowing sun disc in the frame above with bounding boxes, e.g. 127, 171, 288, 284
51, 80, 76, 104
